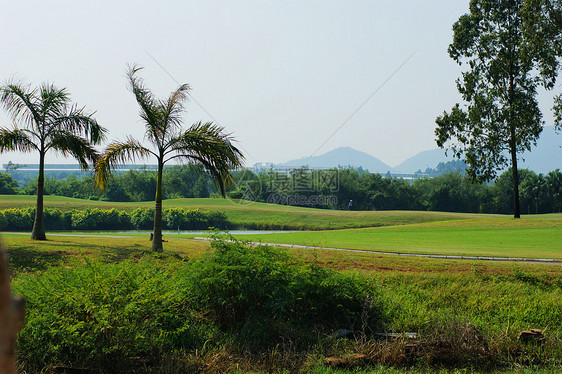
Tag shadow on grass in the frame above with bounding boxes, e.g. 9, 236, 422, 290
7, 248, 66, 272
6, 238, 189, 274
100, 243, 155, 263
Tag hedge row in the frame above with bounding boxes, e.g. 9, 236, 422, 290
0, 207, 231, 231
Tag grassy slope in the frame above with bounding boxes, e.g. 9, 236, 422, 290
235, 217, 562, 259
0, 195, 487, 230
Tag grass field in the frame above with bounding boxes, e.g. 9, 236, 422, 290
4, 233, 562, 373
0, 195, 492, 230
231, 217, 562, 259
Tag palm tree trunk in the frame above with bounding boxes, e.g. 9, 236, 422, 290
152, 161, 164, 252
31, 152, 47, 240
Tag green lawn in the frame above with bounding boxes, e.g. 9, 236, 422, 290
234, 218, 562, 259
0, 195, 486, 230
4, 230, 562, 372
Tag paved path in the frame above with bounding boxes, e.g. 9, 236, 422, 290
193, 237, 562, 264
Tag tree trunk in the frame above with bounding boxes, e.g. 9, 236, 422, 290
31, 152, 47, 240
510, 144, 521, 219
0, 243, 25, 374
151, 161, 164, 252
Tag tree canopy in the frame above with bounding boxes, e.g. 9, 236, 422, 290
95, 65, 243, 252
435, 0, 562, 218
0, 81, 105, 239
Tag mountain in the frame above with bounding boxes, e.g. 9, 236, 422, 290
278, 146, 391, 173
393, 126, 561, 174
274, 127, 561, 174
392, 149, 452, 173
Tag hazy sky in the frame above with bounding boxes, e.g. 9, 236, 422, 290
1, 1, 559, 168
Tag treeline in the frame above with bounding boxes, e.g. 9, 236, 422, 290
229, 167, 562, 214
3, 165, 213, 201
1, 164, 561, 215
0, 207, 230, 231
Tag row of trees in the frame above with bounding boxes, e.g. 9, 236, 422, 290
1, 160, 560, 214
226, 167, 562, 214
0, 65, 243, 251
13, 165, 212, 202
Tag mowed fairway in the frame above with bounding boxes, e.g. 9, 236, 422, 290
236, 217, 562, 259
0, 195, 485, 230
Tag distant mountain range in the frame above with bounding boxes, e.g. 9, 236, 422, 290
278, 147, 391, 173
277, 126, 562, 174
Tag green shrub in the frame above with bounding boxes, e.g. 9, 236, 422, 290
132, 207, 230, 230
0, 208, 34, 230
70, 208, 134, 230
14, 258, 213, 372
187, 237, 382, 347
131, 207, 155, 229
162, 208, 229, 230
43, 208, 67, 230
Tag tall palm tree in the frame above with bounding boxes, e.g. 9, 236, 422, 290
0, 81, 106, 240
95, 65, 244, 252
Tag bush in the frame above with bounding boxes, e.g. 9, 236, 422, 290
70, 208, 134, 230
131, 207, 154, 230
188, 237, 382, 347
43, 208, 67, 230
0, 207, 230, 231
0, 208, 34, 231
13, 239, 385, 371
14, 258, 213, 372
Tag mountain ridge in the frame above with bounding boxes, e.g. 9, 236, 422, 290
274, 126, 561, 174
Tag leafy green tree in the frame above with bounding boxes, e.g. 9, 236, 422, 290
95, 65, 243, 252
0, 81, 105, 239
0, 172, 18, 194
435, 0, 562, 218
545, 169, 562, 212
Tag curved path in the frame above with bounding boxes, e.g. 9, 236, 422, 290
6, 232, 561, 264
193, 237, 562, 264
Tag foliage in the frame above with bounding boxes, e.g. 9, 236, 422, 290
13, 258, 212, 372
8, 234, 562, 373
188, 237, 381, 347
0, 172, 18, 194
0, 207, 230, 231
13, 239, 383, 371
0, 80, 106, 239
95, 65, 243, 251
435, 0, 562, 218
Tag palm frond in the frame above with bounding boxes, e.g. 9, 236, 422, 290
39, 83, 70, 124
126, 64, 164, 146
0, 81, 41, 128
47, 131, 99, 170
167, 122, 244, 196
51, 108, 106, 144
95, 138, 153, 189
162, 83, 190, 130
0, 127, 37, 153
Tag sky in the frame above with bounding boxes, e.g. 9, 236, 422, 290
1, 0, 560, 168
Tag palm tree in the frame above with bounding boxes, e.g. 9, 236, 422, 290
0, 81, 106, 240
95, 65, 244, 252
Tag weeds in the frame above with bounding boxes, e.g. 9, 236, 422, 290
10, 237, 562, 373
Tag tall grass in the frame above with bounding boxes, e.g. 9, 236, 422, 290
9, 237, 562, 373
